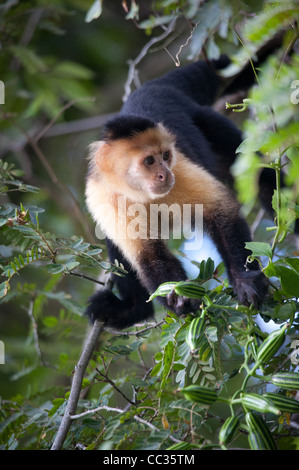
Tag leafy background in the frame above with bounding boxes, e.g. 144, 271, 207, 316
0, 0, 299, 450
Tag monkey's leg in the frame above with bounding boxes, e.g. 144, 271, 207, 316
85, 238, 154, 329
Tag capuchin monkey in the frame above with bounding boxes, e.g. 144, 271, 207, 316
85, 57, 270, 329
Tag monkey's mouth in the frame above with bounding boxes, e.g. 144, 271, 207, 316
148, 179, 175, 197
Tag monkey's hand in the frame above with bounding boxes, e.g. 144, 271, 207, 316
166, 290, 201, 315
232, 270, 268, 309
85, 289, 154, 330
85, 290, 122, 326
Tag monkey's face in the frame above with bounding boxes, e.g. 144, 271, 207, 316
123, 125, 176, 200
91, 124, 177, 202
126, 148, 175, 199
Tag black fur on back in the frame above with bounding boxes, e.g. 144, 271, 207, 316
101, 115, 156, 141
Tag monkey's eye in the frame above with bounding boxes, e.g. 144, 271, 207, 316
163, 151, 170, 161
144, 156, 155, 166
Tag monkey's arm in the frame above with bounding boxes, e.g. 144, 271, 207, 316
133, 238, 198, 314
205, 209, 268, 307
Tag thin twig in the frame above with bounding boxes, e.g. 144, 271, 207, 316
34, 97, 96, 142
67, 271, 105, 286
164, 22, 199, 67
250, 207, 265, 236
96, 368, 136, 405
70, 404, 182, 444
107, 320, 164, 336
27, 299, 45, 366
10, 8, 43, 72
123, 17, 177, 102
275, 25, 299, 80
71, 404, 123, 419
51, 319, 104, 450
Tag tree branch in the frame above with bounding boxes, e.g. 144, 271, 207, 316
51, 319, 104, 450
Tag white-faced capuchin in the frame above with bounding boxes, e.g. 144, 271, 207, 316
85, 56, 270, 329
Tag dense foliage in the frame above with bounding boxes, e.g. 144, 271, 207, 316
0, 0, 299, 450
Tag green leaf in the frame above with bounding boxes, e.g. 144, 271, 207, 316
100, 261, 111, 270
46, 264, 65, 274
154, 352, 163, 362
125, 0, 139, 20
139, 14, 175, 30
151, 361, 162, 377
186, 317, 205, 352
43, 316, 58, 328
206, 326, 218, 343
173, 363, 185, 371
161, 341, 175, 388
52, 61, 94, 80
174, 280, 205, 299
0, 281, 9, 298
167, 442, 192, 450
82, 378, 90, 388
284, 257, 299, 274
52, 398, 65, 406
64, 261, 80, 271
198, 257, 215, 280
148, 282, 176, 301
236, 131, 277, 154
180, 384, 218, 405
244, 5, 299, 43
85, 0, 103, 23
256, 323, 288, 365
245, 241, 272, 259
275, 302, 296, 321
264, 261, 299, 297
219, 416, 240, 446
85, 249, 102, 256
277, 266, 299, 297
272, 190, 296, 229
10, 46, 48, 74
215, 261, 225, 277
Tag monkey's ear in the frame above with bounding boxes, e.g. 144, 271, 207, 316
88, 141, 113, 173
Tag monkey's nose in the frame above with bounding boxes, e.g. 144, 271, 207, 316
157, 172, 166, 181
